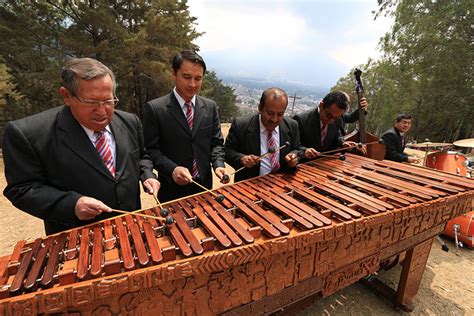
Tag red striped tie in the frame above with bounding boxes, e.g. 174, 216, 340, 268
94, 130, 115, 176
185, 102, 199, 178
320, 123, 328, 145
267, 130, 280, 172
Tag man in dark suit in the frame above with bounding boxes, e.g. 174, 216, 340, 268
143, 51, 228, 202
225, 88, 308, 182
381, 114, 420, 163
293, 91, 366, 157
3, 58, 160, 235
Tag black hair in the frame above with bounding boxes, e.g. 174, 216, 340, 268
321, 91, 349, 110
258, 87, 288, 111
395, 113, 413, 122
172, 50, 206, 73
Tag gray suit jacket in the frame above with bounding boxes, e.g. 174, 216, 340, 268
143, 93, 225, 202
2, 106, 155, 234
225, 115, 302, 182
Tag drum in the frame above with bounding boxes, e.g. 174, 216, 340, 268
425, 151, 468, 176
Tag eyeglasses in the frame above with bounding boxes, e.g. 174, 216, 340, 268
74, 95, 119, 109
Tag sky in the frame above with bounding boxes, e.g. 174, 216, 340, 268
187, 0, 393, 88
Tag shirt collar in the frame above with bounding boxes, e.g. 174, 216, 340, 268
259, 114, 279, 135
173, 87, 196, 108
81, 124, 112, 140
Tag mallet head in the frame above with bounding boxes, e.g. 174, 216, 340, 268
160, 208, 169, 217
215, 194, 225, 203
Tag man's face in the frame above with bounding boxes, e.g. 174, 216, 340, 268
259, 97, 287, 131
173, 60, 204, 102
319, 102, 345, 125
395, 118, 412, 133
60, 75, 115, 131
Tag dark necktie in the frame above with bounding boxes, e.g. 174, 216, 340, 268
185, 102, 199, 178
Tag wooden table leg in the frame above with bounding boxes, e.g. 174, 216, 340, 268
396, 237, 434, 312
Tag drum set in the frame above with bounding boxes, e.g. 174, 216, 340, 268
407, 138, 474, 178
408, 138, 474, 250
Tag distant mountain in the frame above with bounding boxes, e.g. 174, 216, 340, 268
220, 75, 329, 98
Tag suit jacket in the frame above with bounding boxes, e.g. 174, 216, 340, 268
381, 127, 408, 162
225, 115, 302, 182
2, 106, 155, 235
293, 109, 344, 152
143, 93, 225, 202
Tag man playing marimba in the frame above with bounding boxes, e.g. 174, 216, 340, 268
225, 87, 310, 182
2, 58, 160, 235
293, 91, 365, 158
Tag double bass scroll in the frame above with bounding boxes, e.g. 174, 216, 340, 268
345, 68, 386, 160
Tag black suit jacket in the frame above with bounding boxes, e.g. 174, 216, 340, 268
143, 93, 225, 202
2, 106, 155, 235
225, 115, 302, 182
381, 127, 408, 162
293, 109, 344, 152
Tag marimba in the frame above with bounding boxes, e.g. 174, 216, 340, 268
0, 154, 472, 315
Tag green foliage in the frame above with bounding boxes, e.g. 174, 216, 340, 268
0, 0, 201, 118
333, 0, 473, 142
201, 71, 239, 122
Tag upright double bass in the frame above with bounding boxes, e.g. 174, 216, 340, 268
345, 68, 386, 160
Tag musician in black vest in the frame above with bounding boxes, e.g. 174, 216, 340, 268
2, 58, 160, 235
381, 113, 420, 163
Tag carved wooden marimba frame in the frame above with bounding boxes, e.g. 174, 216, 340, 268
0, 154, 472, 315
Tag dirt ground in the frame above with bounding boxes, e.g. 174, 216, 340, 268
0, 125, 472, 315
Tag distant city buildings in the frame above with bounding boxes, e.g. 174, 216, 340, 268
229, 82, 321, 117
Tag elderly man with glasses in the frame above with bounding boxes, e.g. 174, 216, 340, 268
293, 91, 366, 158
3, 57, 160, 235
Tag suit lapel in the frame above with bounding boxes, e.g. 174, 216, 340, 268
167, 93, 192, 135
191, 97, 205, 138
279, 119, 291, 159
57, 107, 115, 180
247, 115, 261, 156
110, 116, 131, 181
312, 110, 323, 148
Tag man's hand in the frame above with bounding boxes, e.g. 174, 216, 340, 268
172, 166, 193, 185
214, 167, 230, 184
408, 156, 421, 164
75, 196, 111, 221
342, 141, 367, 156
359, 97, 369, 112
304, 148, 320, 159
240, 155, 260, 168
284, 152, 299, 168
143, 178, 161, 196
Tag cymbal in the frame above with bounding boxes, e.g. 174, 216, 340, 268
407, 142, 452, 148
453, 138, 474, 148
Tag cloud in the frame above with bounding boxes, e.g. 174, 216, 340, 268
187, 0, 393, 87
189, 1, 317, 54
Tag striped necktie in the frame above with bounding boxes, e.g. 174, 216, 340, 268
185, 102, 199, 178
320, 123, 328, 145
94, 130, 115, 176
267, 129, 280, 172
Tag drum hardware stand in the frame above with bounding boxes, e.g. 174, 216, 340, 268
435, 236, 449, 252
453, 224, 463, 255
